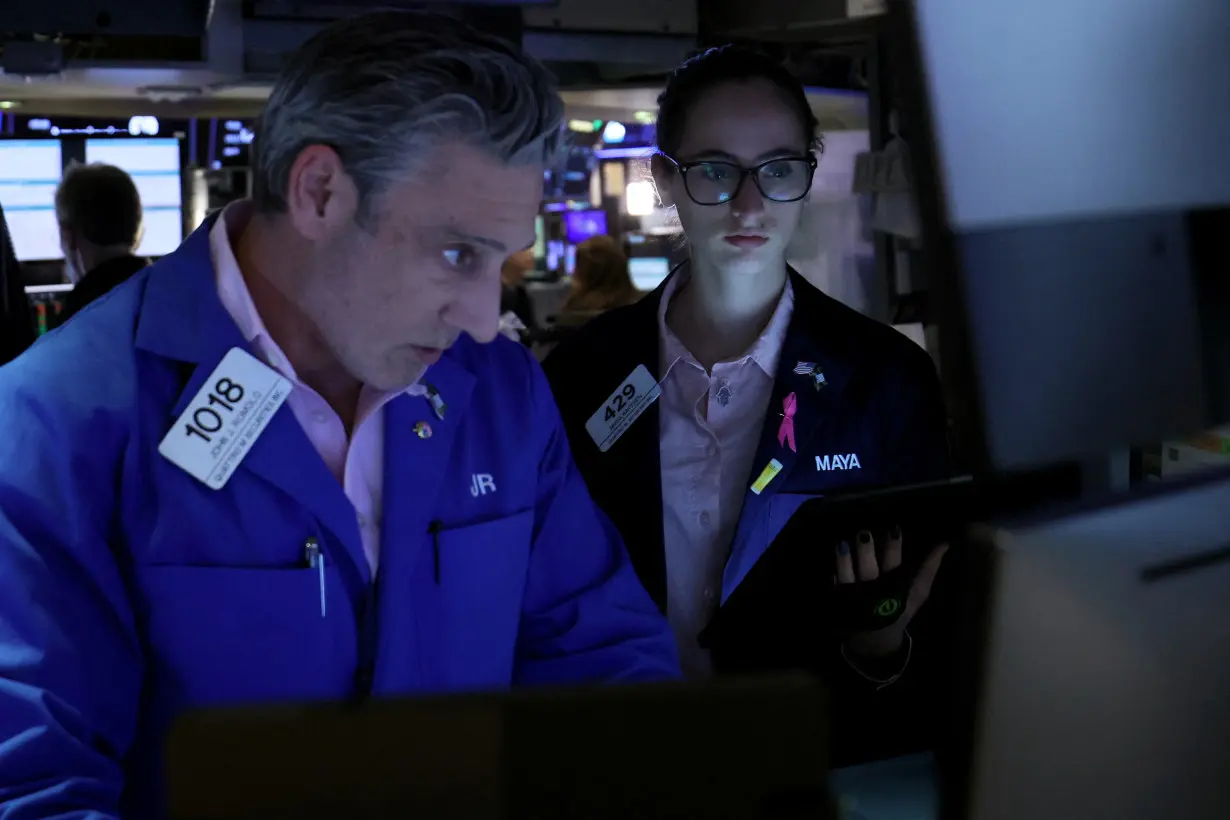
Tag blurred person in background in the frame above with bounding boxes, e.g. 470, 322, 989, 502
498, 248, 537, 341
55, 162, 148, 323
0, 11, 676, 817
554, 234, 640, 328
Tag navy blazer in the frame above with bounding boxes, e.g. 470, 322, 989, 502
543, 268, 953, 764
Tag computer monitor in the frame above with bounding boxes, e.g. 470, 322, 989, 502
953, 466, 1230, 820
0, 140, 64, 261
532, 215, 545, 261
544, 145, 596, 203
895, 0, 1230, 471
546, 239, 564, 274
628, 256, 671, 292
84, 137, 183, 258
166, 677, 833, 820
25, 283, 72, 336
563, 209, 607, 244
210, 118, 254, 169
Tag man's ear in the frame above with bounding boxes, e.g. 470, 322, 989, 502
284, 144, 358, 241
650, 154, 676, 209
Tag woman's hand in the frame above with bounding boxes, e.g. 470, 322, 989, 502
833, 527, 948, 661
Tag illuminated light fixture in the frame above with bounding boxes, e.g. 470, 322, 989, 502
625, 180, 656, 216
567, 119, 597, 133
633, 110, 655, 124
0, 101, 20, 110
127, 115, 160, 136
602, 121, 626, 144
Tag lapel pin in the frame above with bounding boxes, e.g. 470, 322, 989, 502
425, 384, 446, 420
794, 361, 817, 376
715, 381, 732, 407
414, 421, 433, 439
812, 370, 827, 391
750, 458, 784, 496
777, 392, 798, 453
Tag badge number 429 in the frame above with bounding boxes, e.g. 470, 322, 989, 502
585, 363, 660, 453
604, 382, 636, 423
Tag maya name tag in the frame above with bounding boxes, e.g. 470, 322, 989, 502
158, 348, 293, 490
585, 363, 661, 453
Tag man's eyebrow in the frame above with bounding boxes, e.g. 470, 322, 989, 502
442, 228, 507, 253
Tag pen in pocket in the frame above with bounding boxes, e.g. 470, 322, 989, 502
303, 537, 327, 618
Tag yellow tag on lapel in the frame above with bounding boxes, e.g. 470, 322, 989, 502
750, 458, 784, 495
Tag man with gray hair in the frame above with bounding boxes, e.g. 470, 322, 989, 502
55, 162, 148, 323
0, 11, 677, 816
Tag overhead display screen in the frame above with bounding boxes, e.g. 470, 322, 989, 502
0, 140, 64, 261
85, 138, 183, 257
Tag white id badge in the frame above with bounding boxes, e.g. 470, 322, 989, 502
158, 348, 293, 490
585, 364, 661, 453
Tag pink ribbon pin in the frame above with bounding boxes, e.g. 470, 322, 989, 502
777, 392, 798, 453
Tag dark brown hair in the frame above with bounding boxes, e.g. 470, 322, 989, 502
655, 45, 821, 157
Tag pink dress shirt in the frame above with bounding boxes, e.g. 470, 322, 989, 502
657, 271, 795, 678
211, 202, 419, 575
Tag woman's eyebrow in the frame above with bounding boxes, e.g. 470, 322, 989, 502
682, 146, 804, 163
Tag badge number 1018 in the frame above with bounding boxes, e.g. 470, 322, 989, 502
158, 348, 292, 490
183, 378, 247, 443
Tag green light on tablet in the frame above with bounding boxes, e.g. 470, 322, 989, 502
875, 598, 900, 617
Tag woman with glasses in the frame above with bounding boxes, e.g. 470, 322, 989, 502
543, 46, 952, 765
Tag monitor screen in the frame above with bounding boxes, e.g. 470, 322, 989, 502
601, 121, 657, 148
546, 239, 564, 273
900, 0, 1230, 469
628, 256, 671, 291
533, 215, 545, 261
0, 140, 64, 261
25, 283, 72, 335
201, 118, 255, 169
563, 209, 607, 244
545, 145, 596, 202
85, 138, 183, 257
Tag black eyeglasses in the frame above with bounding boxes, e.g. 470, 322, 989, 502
661, 155, 818, 206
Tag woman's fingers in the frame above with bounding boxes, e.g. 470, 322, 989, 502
882, 525, 904, 572
835, 540, 857, 584
855, 530, 879, 580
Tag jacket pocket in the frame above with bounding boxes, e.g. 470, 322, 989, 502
433, 510, 535, 688
138, 564, 356, 708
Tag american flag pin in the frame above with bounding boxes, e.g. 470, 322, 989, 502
794, 361, 817, 376
426, 384, 446, 420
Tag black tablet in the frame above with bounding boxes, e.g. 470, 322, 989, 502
700, 467, 1083, 675
772, 475, 979, 573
